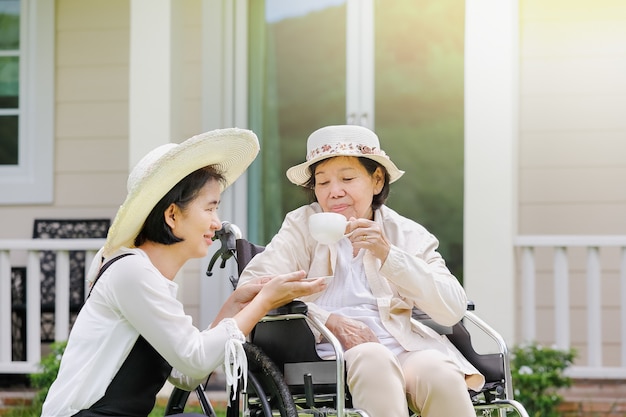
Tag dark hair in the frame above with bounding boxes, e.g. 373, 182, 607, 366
134, 166, 226, 246
303, 157, 390, 211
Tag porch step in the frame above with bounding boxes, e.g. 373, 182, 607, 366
0, 389, 35, 416
557, 379, 626, 417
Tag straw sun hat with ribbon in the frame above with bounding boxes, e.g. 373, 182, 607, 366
286, 125, 405, 187
102, 128, 260, 259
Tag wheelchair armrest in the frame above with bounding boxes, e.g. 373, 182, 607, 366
447, 311, 509, 389
411, 301, 476, 335
266, 300, 308, 316
411, 309, 454, 335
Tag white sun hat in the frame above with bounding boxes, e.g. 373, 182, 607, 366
102, 128, 259, 258
286, 125, 404, 187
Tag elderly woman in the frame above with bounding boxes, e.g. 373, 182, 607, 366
239, 125, 484, 417
41, 129, 326, 417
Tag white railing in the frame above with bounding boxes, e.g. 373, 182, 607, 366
514, 235, 626, 379
0, 239, 105, 374
2, 236, 625, 380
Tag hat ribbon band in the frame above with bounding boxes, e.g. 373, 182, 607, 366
306, 142, 389, 162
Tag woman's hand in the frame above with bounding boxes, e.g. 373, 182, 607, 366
255, 271, 326, 311
346, 217, 390, 262
325, 313, 379, 351
216, 271, 326, 334
229, 276, 271, 307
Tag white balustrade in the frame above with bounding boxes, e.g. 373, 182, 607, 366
0, 239, 104, 374
2, 236, 626, 379
514, 235, 626, 379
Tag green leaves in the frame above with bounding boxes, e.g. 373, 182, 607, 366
29, 341, 67, 406
510, 342, 576, 417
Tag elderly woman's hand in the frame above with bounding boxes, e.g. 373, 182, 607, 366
325, 313, 380, 351
346, 217, 391, 262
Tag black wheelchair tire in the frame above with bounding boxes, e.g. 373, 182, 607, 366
241, 342, 297, 417
164, 343, 297, 417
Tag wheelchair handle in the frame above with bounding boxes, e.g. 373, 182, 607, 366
205, 221, 242, 277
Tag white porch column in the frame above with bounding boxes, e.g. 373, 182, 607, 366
199, 0, 250, 328
129, 0, 181, 167
129, 0, 190, 300
464, 0, 519, 345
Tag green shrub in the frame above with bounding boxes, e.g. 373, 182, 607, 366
2, 341, 71, 417
510, 342, 576, 417
29, 341, 67, 407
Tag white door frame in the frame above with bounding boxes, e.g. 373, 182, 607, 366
346, 0, 374, 128
197, 0, 521, 344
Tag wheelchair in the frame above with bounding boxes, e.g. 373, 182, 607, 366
165, 222, 530, 417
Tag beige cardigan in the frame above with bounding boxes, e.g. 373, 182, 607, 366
239, 203, 485, 391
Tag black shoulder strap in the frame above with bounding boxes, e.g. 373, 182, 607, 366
87, 253, 134, 298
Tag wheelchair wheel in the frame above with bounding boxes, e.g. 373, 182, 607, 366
237, 342, 297, 417
164, 343, 297, 417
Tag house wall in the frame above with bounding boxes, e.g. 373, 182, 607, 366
1, 0, 130, 239
11, 0, 625, 355
171, 0, 205, 322
1, 0, 207, 324
518, 0, 626, 363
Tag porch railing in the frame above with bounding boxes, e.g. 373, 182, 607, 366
514, 235, 626, 379
0, 239, 105, 374
2, 236, 625, 379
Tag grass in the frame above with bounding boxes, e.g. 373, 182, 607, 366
150, 397, 227, 417
1, 399, 225, 417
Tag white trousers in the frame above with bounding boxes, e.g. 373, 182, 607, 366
344, 342, 476, 417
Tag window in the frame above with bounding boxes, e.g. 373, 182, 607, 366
248, 0, 465, 279
0, 0, 54, 204
0, 0, 20, 166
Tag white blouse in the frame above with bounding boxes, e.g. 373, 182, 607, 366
315, 239, 404, 358
41, 248, 245, 417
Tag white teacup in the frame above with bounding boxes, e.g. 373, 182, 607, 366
308, 212, 347, 244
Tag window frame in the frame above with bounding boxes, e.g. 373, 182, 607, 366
0, 0, 54, 205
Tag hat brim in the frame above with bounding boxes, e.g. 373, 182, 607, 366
286, 154, 405, 187
103, 128, 259, 257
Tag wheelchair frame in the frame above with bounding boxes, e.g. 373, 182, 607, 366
164, 222, 530, 417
